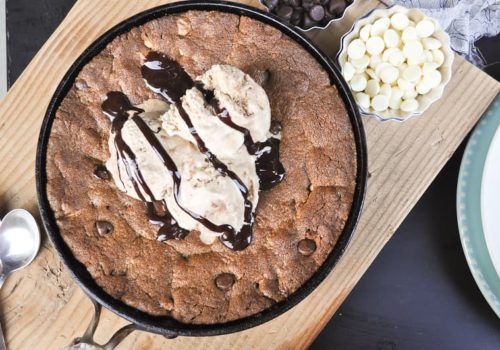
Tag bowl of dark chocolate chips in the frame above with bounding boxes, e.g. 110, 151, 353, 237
261, 0, 354, 31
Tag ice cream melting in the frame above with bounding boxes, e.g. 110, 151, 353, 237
104, 52, 284, 250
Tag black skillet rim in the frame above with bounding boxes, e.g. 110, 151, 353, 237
36, 0, 367, 337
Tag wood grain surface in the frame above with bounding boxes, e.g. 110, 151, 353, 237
0, 0, 498, 349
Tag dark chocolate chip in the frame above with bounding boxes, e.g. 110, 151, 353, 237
95, 220, 114, 236
252, 69, 271, 86
215, 273, 236, 291
298, 239, 317, 256
328, 0, 347, 16
94, 165, 111, 180
291, 8, 304, 25
288, 0, 300, 7
309, 5, 325, 21
110, 269, 127, 276
276, 4, 294, 20
263, 0, 279, 10
302, 14, 318, 29
164, 335, 178, 340
270, 120, 282, 135
324, 12, 335, 22
320, 0, 329, 5
302, 0, 314, 10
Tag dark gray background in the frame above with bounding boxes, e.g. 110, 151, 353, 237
5, 0, 500, 348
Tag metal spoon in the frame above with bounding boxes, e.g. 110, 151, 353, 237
0, 209, 40, 349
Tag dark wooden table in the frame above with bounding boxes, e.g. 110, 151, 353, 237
6, 0, 500, 348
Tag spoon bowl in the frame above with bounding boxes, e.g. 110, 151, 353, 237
0, 209, 40, 275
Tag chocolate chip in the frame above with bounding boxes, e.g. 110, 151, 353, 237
320, 0, 330, 5
110, 269, 127, 276
291, 8, 304, 25
270, 121, 282, 135
276, 4, 294, 20
302, 0, 314, 10
95, 220, 114, 236
288, 0, 300, 7
252, 69, 271, 86
309, 5, 325, 21
302, 14, 318, 29
328, 0, 347, 16
164, 335, 178, 340
298, 239, 317, 256
263, 0, 279, 10
94, 165, 111, 180
215, 273, 236, 291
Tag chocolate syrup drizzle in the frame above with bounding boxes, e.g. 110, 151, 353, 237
102, 92, 189, 240
102, 51, 284, 250
196, 85, 285, 190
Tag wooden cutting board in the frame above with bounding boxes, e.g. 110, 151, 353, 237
0, 0, 498, 349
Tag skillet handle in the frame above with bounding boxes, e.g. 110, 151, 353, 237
63, 298, 143, 350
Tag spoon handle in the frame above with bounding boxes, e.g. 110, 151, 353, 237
0, 321, 6, 350
0, 273, 6, 350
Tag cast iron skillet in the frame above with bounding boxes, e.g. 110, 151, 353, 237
36, 0, 367, 339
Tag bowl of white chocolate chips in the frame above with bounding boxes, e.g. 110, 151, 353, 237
337, 5, 454, 121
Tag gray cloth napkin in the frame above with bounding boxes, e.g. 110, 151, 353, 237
385, 0, 500, 66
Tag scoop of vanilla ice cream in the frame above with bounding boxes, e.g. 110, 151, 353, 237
107, 64, 271, 244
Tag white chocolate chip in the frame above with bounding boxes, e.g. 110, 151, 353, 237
380, 83, 392, 97
375, 62, 391, 76
351, 55, 370, 69
398, 63, 408, 76
424, 50, 434, 62
371, 17, 391, 36
407, 55, 424, 66
432, 49, 445, 67
369, 55, 382, 69
422, 37, 442, 50
351, 74, 368, 92
366, 68, 380, 82
422, 62, 439, 75
397, 78, 414, 92
360, 24, 372, 42
342, 62, 356, 81
391, 87, 404, 100
365, 79, 381, 97
384, 29, 400, 48
389, 87, 403, 109
389, 96, 402, 110
366, 36, 385, 56
355, 66, 367, 74
355, 92, 371, 109
403, 86, 418, 99
422, 69, 442, 88
403, 40, 424, 60
383, 48, 405, 66
401, 99, 419, 112
416, 80, 432, 94
390, 13, 409, 30
372, 94, 389, 111
380, 65, 399, 84
348, 39, 367, 60
402, 65, 422, 82
416, 19, 435, 38
402, 27, 418, 43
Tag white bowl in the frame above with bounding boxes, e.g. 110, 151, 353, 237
337, 5, 454, 122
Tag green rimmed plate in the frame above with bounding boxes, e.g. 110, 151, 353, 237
457, 94, 500, 318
